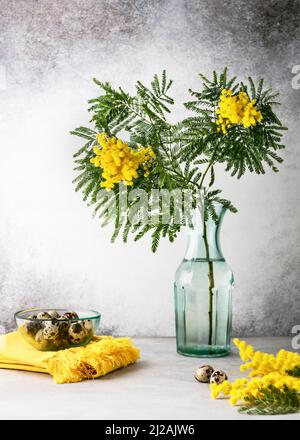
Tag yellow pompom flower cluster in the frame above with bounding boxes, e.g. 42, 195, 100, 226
211, 372, 300, 406
234, 338, 300, 377
216, 89, 263, 134
90, 132, 156, 190
210, 339, 300, 406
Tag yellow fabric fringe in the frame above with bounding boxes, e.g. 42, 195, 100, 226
0, 331, 140, 384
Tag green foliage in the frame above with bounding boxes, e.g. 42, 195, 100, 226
286, 365, 300, 378
204, 189, 238, 224
239, 385, 300, 416
71, 68, 286, 251
183, 68, 287, 178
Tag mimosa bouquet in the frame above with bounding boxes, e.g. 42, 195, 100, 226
71, 68, 286, 250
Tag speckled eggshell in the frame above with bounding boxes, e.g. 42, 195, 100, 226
57, 317, 70, 334
194, 365, 215, 383
210, 370, 228, 385
23, 320, 42, 337
61, 311, 79, 320
68, 322, 87, 344
48, 310, 60, 319
42, 320, 60, 340
83, 319, 93, 335
36, 312, 52, 320
35, 329, 49, 350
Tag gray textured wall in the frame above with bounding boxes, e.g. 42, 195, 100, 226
0, 0, 299, 336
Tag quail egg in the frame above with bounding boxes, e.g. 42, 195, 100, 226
35, 329, 50, 350
57, 317, 70, 333
42, 320, 60, 340
210, 370, 228, 385
194, 365, 215, 383
36, 311, 52, 320
48, 310, 61, 319
61, 311, 79, 320
23, 320, 42, 337
83, 319, 93, 335
68, 322, 87, 344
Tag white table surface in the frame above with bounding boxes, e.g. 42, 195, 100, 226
0, 337, 299, 420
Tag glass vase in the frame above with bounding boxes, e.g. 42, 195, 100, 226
174, 203, 234, 357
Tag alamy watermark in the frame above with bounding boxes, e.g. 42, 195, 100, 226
291, 325, 300, 350
97, 185, 205, 227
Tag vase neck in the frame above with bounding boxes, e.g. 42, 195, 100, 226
184, 205, 226, 261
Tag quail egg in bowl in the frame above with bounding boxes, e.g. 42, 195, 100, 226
15, 308, 101, 351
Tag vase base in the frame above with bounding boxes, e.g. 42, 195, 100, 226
177, 345, 231, 358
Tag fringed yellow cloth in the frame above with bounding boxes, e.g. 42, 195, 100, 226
0, 331, 140, 384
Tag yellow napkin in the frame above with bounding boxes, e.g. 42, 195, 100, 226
0, 331, 140, 384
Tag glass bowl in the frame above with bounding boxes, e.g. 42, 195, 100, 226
15, 308, 101, 351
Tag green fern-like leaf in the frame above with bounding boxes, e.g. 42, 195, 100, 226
286, 365, 300, 378
239, 385, 300, 415
151, 225, 164, 252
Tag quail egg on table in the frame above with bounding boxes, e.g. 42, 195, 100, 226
210, 370, 228, 385
68, 322, 87, 344
194, 365, 215, 383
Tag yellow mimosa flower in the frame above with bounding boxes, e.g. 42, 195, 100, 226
90, 133, 156, 190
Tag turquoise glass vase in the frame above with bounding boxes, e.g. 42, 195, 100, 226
174, 204, 234, 357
